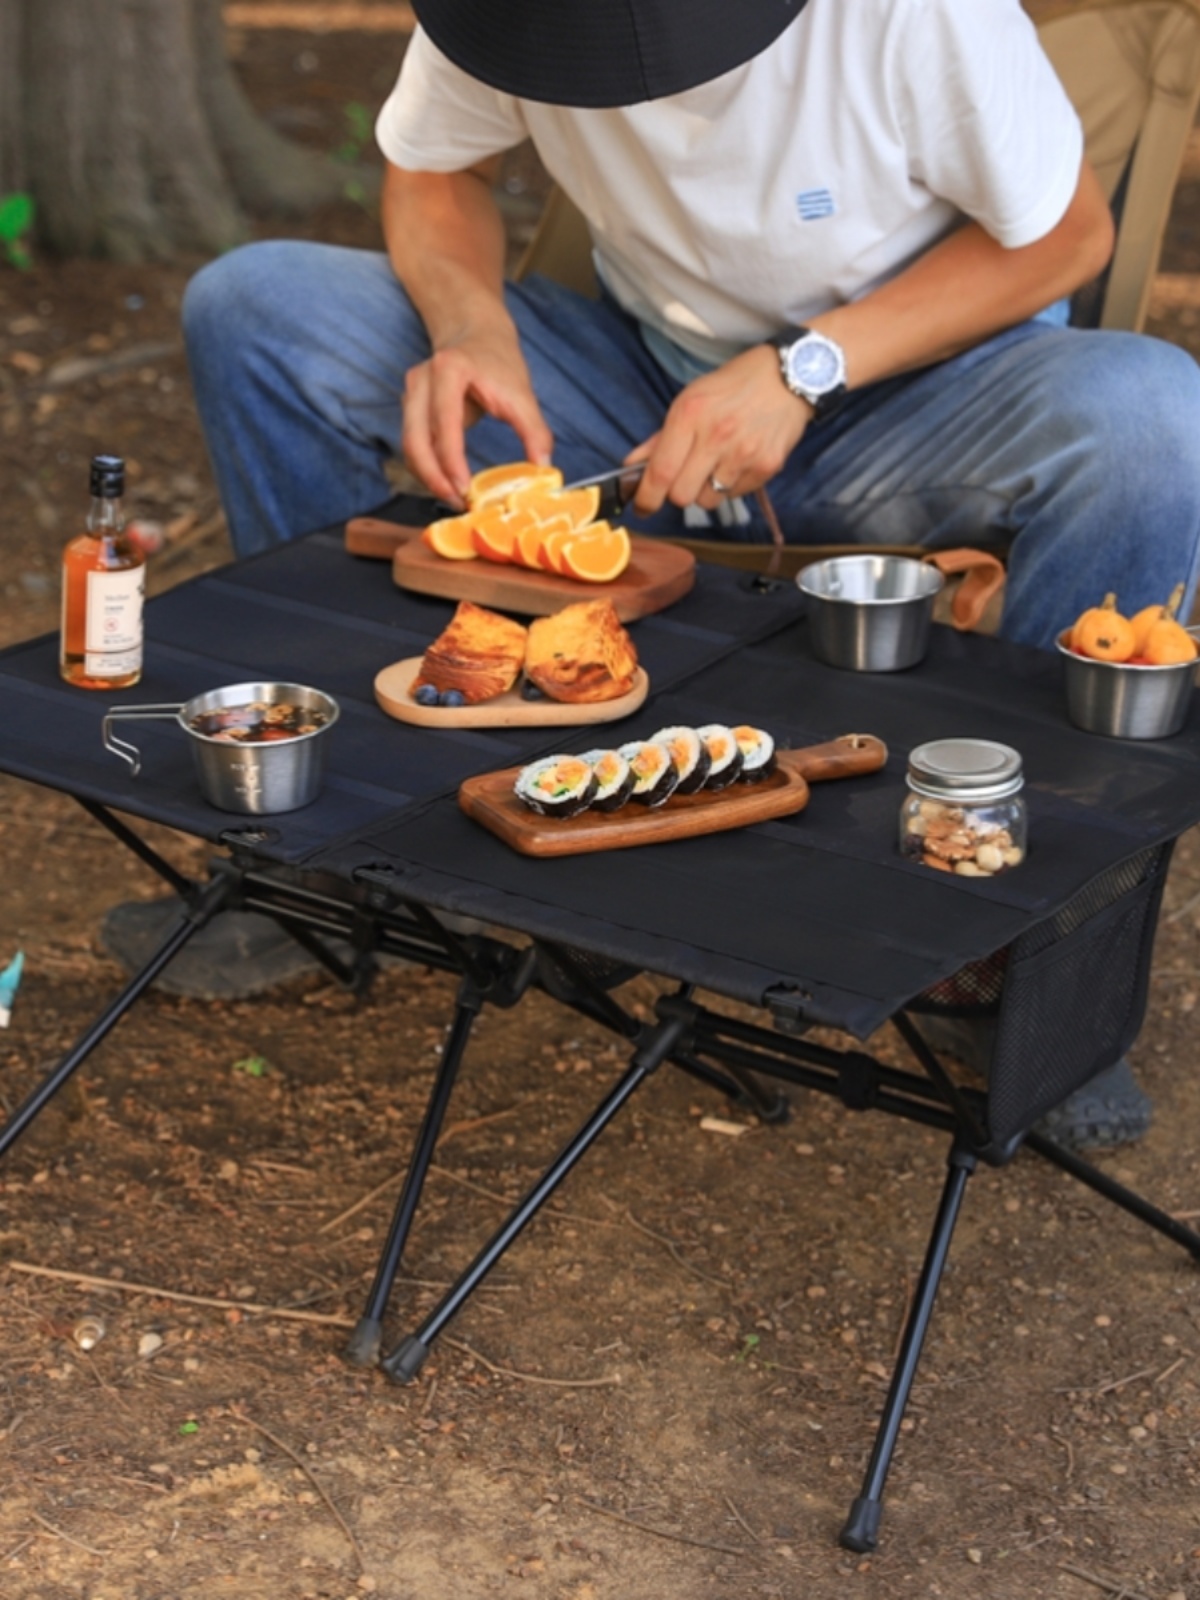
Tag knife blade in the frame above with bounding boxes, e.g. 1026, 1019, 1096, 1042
562, 460, 647, 517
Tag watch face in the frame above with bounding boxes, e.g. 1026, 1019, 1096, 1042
786, 336, 843, 395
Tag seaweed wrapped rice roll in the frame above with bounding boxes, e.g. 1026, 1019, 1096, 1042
514, 754, 597, 818
618, 740, 681, 808
734, 725, 776, 782
579, 748, 635, 813
696, 724, 743, 790
649, 726, 711, 795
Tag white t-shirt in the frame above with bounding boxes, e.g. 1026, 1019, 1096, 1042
376, 0, 1083, 368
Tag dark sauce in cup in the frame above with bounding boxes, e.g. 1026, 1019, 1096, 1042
187, 700, 330, 744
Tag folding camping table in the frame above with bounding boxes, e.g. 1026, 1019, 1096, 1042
2, 519, 1199, 1552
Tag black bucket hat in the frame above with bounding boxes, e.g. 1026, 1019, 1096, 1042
411, 0, 809, 108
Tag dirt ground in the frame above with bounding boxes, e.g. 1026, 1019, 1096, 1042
2, 15, 1200, 1600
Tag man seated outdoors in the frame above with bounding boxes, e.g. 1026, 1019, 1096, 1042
113, 0, 1200, 1147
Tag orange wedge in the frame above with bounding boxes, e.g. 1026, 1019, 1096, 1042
468, 461, 563, 510
514, 512, 572, 570
507, 482, 601, 530
538, 526, 579, 575
470, 504, 535, 564
423, 512, 479, 560
561, 523, 632, 583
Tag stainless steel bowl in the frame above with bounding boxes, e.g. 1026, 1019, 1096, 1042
796, 555, 945, 672
1056, 635, 1198, 739
103, 681, 339, 812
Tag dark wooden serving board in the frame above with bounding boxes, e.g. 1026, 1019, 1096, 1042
380, 528, 695, 621
345, 516, 424, 561
458, 735, 888, 857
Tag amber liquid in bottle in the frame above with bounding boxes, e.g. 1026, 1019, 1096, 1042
60, 455, 146, 690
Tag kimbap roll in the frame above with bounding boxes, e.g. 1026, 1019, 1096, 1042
733, 725, 776, 782
514, 754, 597, 818
697, 724, 743, 790
650, 726, 711, 795
579, 748, 635, 813
618, 740, 681, 808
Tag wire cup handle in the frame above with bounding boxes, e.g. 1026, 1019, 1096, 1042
102, 704, 184, 778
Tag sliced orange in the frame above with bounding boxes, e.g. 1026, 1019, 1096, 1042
467, 461, 563, 510
512, 511, 569, 570
470, 504, 536, 564
560, 522, 632, 583
423, 512, 479, 560
539, 526, 579, 576
507, 482, 600, 530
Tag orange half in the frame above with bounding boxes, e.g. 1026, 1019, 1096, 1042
423, 512, 479, 560
507, 482, 601, 530
468, 461, 563, 510
560, 523, 632, 584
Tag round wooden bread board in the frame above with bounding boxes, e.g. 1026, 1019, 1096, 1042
374, 658, 650, 728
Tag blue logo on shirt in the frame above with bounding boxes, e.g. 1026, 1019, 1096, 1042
796, 188, 835, 221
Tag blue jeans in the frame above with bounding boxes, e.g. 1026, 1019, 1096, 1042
183, 240, 1200, 650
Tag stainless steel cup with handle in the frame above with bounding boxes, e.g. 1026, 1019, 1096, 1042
103, 681, 339, 813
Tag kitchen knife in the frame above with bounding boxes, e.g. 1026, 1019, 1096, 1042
562, 460, 647, 517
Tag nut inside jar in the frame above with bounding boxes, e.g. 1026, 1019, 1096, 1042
901, 796, 1025, 877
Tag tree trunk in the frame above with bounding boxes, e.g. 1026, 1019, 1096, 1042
0, 0, 360, 261
0, 0, 25, 196
192, 0, 354, 216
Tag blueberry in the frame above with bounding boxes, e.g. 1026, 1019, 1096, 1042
413, 684, 439, 706
521, 680, 546, 701
439, 689, 466, 707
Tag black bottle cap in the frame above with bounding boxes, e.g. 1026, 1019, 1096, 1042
90, 454, 125, 498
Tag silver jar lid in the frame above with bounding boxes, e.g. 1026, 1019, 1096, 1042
906, 738, 1024, 802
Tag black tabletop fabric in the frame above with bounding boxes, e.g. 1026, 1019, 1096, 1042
0, 531, 800, 857
3, 530, 1199, 1038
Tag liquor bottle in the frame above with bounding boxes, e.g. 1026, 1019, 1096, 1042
60, 454, 146, 689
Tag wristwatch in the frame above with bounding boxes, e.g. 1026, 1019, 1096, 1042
769, 327, 847, 421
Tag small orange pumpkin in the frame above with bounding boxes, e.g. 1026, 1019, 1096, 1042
1141, 616, 1198, 666
1129, 583, 1186, 656
1072, 593, 1136, 662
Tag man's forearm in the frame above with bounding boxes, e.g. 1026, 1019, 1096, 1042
382, 160, 511, 348
809, 159, 1115, 390
380, 159, 553, 501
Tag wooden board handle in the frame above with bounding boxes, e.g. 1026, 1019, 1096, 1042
345, 517, 422, 560
775, 733, 888, 784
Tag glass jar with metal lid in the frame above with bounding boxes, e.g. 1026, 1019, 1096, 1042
899, 738, 1027, 877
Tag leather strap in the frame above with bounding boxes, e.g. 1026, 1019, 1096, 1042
922, 548, 1007, 632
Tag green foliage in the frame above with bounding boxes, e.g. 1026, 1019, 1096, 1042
0, 193, 34, 270
334, 101, 373, 165
232, 1053, 269, 1078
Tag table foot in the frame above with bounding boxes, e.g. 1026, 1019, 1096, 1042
377, 1011, 690, 1384
381, 1334, 430, 1385
344, 1316, 383, 1368
840, 1496, 882, 1553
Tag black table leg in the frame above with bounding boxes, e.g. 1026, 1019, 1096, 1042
344, 977, 483, 1367
379, 1009, 689, 1385
1025, 1129, 1200, 1260
841, 1139, 977, 1553
0, 875, 233, 1162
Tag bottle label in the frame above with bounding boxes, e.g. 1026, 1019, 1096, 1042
84, 566, 144, 676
